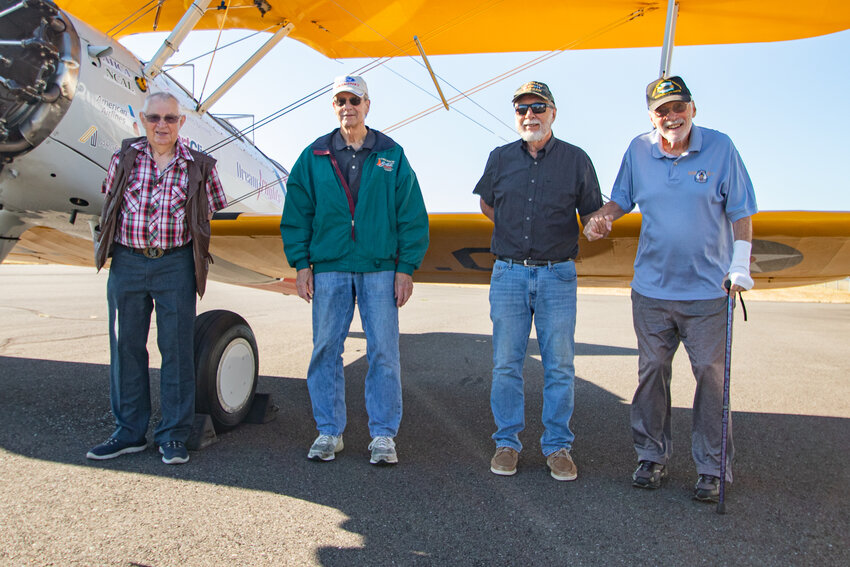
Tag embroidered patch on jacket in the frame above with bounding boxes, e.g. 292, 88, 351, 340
376, 158, 395, 172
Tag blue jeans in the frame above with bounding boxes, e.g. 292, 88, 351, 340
106, 244, 197, 445
307, 271, 402, 438
489, 259, 578, 455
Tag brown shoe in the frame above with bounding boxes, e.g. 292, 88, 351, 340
547, 448, 577, 481
490, 446, 518, 476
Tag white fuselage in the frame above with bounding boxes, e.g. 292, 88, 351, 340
0, 10, 287, 254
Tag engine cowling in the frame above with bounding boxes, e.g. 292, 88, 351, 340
0, 0, 79, 160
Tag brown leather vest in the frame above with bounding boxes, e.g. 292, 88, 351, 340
94, 137, 218, 297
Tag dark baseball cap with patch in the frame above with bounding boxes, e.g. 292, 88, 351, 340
512, 81, 555, 107
646, 76, 691, 111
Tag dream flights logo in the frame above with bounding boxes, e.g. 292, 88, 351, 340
237, 162, 284, 204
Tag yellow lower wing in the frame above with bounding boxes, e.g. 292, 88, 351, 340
8, 211, 850, 290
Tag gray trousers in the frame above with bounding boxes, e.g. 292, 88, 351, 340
630, 290, 734, 481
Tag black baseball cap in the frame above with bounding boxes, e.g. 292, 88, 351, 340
646, 76, 691, 111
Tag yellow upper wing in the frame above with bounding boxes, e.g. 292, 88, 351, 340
56, 0, 850, 59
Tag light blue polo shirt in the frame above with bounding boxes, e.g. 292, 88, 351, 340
610, 125, 758, 300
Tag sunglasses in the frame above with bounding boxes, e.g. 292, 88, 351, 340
143, 113, 181, 124
515, 102, 552, 115
334, 95, 363, 107
653, 101, 689, 117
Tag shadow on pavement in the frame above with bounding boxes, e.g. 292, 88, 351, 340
0, 328, 847, 565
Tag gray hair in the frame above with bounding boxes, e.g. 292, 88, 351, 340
142, 92, 181, 113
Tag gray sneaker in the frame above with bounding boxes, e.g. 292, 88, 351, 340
307, 434, 343, 461
694, 474, 721, 502
633, 460, 666, 489
368, 436, 398, 465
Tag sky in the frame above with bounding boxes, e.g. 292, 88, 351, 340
122, 27, 850, 213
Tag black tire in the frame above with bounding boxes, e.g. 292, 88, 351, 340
194, 310, 259, 431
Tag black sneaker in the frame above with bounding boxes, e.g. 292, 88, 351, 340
632, 460, 666, 489
693, 474, 720, 502
158, 441, 189, 465
86, 437, 147, 460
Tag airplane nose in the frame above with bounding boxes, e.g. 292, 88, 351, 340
0, 0, 79, 159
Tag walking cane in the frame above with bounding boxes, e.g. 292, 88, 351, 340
717, 282, 735, 515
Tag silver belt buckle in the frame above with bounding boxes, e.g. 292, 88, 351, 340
143, 247, 164, 259
523, 258, 530, 267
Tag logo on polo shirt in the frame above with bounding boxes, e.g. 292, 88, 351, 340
691, 170, 711, 183
376, 158, 395, 172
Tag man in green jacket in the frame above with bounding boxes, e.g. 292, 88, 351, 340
281, 75, 429, 466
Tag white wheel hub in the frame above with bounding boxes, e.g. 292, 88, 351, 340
216, 337, 255, 413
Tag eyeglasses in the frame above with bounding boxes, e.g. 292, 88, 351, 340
334, 95, 363, 107
143, 113, 181, 124
653, 101, 689, 117
515, 103, 552, 115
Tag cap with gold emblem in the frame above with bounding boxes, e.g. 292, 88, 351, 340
512, 81, 555, 107
646, 76, 691, 111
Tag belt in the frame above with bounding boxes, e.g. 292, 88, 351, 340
118, 243, 190, 259
497, 256, 573, 266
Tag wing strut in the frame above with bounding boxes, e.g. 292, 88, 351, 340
197, 23, 294, 114
413, 36, 449, 111
143, 0, 213, 78
658, 0, 679, 78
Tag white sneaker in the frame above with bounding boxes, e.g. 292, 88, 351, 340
368, 436, 398, 465
307, 434, 343, 461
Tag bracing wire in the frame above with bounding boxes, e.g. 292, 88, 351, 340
384, 8, 652, 133
164, 28, 272, 70
107, 0, 161, 37
178, 3, 649, 211
222, 178, 285, 207
155, 4, 650, 180
323, 0, 515, 137
204, 84, 334, 154
197, 0, 232, 103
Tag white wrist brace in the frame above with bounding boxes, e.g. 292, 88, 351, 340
727, 240, 754, 290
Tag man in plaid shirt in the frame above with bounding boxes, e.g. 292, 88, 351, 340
88, 92, 227, 465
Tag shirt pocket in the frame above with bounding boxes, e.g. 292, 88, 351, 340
540, 175, 577, 209
122, 180, 143, 215
168, 184, 188, 222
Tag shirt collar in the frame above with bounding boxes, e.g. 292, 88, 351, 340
521, 132, 556, 158
333, 127, 375, 151
650, 124, 703, 159
174, 138, 194, 161
132, 138, 194, 163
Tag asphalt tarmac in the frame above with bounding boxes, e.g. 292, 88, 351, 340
1, 265, 848, 566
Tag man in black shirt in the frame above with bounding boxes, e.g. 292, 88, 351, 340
473, 81, 601, 481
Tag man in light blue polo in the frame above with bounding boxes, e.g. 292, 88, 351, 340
583, 76, 757, 502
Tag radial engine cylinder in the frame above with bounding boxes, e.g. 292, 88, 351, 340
0, 0, 79, 160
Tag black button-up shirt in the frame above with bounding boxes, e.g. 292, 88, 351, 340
332, 128, 376, 206
473, 135, 601, 261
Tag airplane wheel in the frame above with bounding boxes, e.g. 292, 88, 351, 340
194, 310, 259, 431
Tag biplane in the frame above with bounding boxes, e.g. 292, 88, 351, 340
2, 0, 848, 431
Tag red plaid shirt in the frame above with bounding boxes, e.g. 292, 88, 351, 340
101, 139, 228, 249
